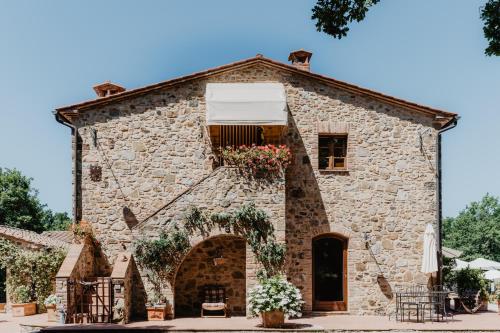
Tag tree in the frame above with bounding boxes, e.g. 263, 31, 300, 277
0, 168, 71, 232
311, 0, 380, 39
481, 0, 500, 56
311, 0, 500, 56
42, 211, 72, 232
443, 194, 500, 262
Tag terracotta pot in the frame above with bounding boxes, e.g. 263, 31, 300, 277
46, 304, 57, 322
12, 303, 36, 317
479, 299, 489, 311
261, 310, 284, 328
147, 304, 171, 321
0, 303, 5, 313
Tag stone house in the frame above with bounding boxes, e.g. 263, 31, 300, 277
54, 50, 458, 320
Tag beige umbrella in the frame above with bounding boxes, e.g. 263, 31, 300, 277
421, 224, 438, 274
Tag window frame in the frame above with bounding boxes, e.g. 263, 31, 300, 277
318, 133, 348, 172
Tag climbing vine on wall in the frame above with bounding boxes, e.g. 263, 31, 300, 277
133, 226, 190, 283
135, 202, 286, 282
0, 239, 66, 309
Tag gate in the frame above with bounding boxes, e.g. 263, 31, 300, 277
67, 277, 113, 323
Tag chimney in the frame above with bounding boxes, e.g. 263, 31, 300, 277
288, 49, 312, 72
93, 81, 126, 98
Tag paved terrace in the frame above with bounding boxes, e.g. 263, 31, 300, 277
1, 307, 498, 333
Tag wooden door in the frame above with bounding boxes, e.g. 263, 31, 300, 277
312, 235, 347, 311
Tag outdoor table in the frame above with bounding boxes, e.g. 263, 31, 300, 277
395, 290, 450, 323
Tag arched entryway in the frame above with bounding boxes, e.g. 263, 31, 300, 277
174, 235, 246, 317
312, 234, 348, 311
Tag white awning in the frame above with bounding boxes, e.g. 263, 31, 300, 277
206, 83, 287, 126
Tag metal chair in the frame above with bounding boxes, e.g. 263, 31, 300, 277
398, 285, 426, 322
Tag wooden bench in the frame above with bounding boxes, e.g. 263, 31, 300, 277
201, 285, 228, 318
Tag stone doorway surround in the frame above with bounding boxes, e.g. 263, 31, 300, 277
173, 235, 247, 317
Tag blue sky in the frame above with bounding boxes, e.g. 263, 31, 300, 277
0, 0, 499, 218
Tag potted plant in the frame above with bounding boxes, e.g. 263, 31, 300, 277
11, 286, 37, 317
248, 275, 304, 328
44, 294, 61, 322
113, 298, 125, 324
479, 288, 489, 311
146, 291, 172, 321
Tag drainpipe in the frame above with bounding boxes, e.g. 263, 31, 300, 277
436, 116, 459, 286
54, 111, 79, 224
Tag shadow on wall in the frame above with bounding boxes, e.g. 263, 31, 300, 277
284, 114, 342, 311
173, 235, 247, 317
129, 258, 147, 320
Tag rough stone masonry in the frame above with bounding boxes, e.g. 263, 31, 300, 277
55, 52, 457, 318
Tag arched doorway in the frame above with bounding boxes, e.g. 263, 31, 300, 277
174, 235, 246, 317
312, 234, 348, 311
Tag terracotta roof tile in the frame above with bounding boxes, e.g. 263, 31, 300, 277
0, 225, 71, 249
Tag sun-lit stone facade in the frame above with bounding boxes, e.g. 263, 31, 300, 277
61, 59, 448, 319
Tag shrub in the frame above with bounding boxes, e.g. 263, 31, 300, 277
133, 227, 190, 280
451, 267, 488, 296
248, 275, 304, 318
0, 239, 66, 309
12, 286, 32, 304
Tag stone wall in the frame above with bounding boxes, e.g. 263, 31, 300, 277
175, 235, 246, 316
132, 167, 285, 315
72, 62, 439, 315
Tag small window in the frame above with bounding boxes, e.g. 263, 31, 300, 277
318, 134, 347, 170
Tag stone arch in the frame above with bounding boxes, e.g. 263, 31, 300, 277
310, 224, 352, 240
173, 234, 247, 317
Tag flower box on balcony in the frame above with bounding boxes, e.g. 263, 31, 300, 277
221, 144, 291, 179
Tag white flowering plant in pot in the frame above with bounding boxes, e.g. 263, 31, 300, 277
44, 294, 61, 306
248, 275, 304, 327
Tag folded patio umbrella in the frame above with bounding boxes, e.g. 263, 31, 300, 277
421, 224, 438, 274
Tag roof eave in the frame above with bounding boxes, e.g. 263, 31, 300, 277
55, 56, 458, 128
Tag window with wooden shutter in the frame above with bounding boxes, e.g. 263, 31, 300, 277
318, 134, 348, 170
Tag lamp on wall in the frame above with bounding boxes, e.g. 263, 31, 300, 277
213, 247, 225, 266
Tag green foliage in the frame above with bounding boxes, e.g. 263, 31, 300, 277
256, 242, 287, 278
42, 211, 72, 232
311, 0, 380, 39
184, 206, 211, 236
481, 0, 500, 56
134, 202, 286, 287
0, 239, 66, 309
0, 168, 71, 232
248, 275, 304, 317
448, 267, 488, 297
442, 256, 456, 290
12, 286, 32, 303
443, 194, 500, 261
312, 0, 499, 56
133, 227, 190, 281
210, 202, 286, 276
